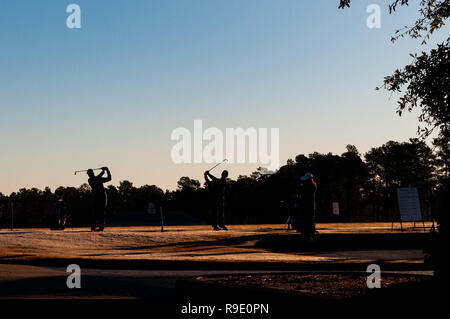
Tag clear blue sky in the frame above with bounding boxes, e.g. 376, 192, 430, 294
0, 1, 447, 194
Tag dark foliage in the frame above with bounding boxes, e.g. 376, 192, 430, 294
1, 140, 445, 228
339, 0, 449, 279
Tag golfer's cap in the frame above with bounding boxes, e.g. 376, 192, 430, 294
301, 173, 313, 181
86, 169, 94, 175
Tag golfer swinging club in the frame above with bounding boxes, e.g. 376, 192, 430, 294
87, 167, 111, 232
204, 169, 228, 231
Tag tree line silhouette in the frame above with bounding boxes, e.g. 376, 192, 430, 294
0, 138, 448, 228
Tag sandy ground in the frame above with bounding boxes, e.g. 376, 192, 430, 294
0, 223, 431, 264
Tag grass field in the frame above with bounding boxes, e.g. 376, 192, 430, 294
0, 223, 432, 266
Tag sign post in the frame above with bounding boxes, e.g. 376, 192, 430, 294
160, 206, 165, 232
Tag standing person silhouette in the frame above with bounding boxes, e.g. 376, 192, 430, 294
87, 167, 111, 231
204, 170, 228, 231
298, 173, 317, 240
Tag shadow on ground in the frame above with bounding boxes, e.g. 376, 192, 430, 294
0, 274, 182, 300
110, 232, 431, 253
254, 232, 431, 252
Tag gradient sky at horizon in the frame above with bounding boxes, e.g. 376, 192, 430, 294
0, 0, 448, 194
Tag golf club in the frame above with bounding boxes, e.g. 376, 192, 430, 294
74, 168, 103, 175
208, 159, 228, 172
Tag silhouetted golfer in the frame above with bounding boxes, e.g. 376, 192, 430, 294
87, 167, 111, 231
298, 173, 317, 240
204, 170, 228, 230
50, 197, 68, 230
285, 190, 300, 231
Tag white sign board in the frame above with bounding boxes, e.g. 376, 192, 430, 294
332, 202, 339, 216
397, 187, 422, 222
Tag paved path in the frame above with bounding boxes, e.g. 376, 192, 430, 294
0, 264, 433, 300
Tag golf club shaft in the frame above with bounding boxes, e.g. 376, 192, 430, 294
209, 159, 227, 172
75, 167, 102, 175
